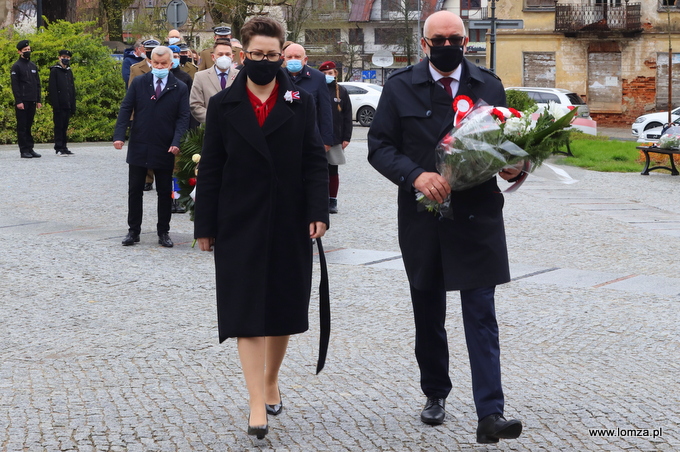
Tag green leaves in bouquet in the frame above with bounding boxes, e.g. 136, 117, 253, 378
175, 126, 205, 221
515, 107, 579, 167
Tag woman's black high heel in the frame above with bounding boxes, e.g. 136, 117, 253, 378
247, 413, 268, 439
265, 388, 283, 416
247, 424, 268, 439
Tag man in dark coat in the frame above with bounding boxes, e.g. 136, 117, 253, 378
113, 46, 190, 248
122, 40, 145, 87
283, 43, 334, 150
368, 10, 523, 445
48, 50, 76, 156
10, 39, 42, 159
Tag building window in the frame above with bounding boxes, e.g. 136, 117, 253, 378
523, 52, 555, 88
658, 0, 680, 10
304, 29, 341, 44
349, 28, 364, 46
525, 0, 555, 9
374, 28, 405, 45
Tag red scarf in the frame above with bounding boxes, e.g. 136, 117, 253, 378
246, 82, 279, 127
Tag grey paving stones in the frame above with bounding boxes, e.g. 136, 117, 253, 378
1, 131, 679, 450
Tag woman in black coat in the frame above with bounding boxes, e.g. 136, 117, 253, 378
194, 17, 329, 439
319, 61, 353, 214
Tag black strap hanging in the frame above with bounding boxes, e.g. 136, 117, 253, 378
315, 237, 330, 374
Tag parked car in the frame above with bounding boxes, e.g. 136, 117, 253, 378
636, 117, 680, 143
338, 82, 383, 127
631, 107, 680, 139
505, 87, 591, 119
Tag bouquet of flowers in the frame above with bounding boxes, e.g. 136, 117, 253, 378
418, 96, 578, 217
657, 126, 680, 149
174, 126, 204, 221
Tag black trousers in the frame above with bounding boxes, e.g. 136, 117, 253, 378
15, 102, 36, 154
127, 164, 173, 235
53, 109, 72, 151
410, 282, 504, 421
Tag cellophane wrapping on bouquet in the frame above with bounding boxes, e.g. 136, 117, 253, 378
417, 99, 578, 218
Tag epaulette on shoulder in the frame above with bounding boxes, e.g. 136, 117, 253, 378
478, 66, 502, 81
389, 65, 413, 78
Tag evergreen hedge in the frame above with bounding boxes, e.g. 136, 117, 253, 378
0, 20, 126, 144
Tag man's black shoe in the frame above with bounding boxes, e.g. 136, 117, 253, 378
158, 233, 174, 248
143, 183, 153, 191
20, 152, 33, 158
29, 150, 41, 158
420, 397, 445, 425
476, 414, 522, 444
171, 200, 186, 214
122, 232, 140, 246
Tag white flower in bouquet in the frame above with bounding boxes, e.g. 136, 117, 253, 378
504, 116, 530, 137
658, 133, 680, 149
546, 101, 572, 120
192, 154, 201, 163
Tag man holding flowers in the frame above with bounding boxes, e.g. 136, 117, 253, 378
368, 10, 523, 444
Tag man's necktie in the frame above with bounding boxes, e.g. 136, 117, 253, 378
440, 77, 453, 98
155, 79, 162, 99
219, 72, 227, 90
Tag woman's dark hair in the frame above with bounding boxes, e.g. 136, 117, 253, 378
240, 17, 285, 50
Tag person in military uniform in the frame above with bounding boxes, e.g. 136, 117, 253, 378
198, 25, 231, 71
10, 39, 42, 159
368, 10, 524, 444
178, 43, 198, 79
128, 39, 160, 87
48, 49, 76, 156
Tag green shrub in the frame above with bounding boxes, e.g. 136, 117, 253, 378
505, 90, 537, 112
0, 20, 126, 144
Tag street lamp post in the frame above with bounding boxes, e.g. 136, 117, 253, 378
36, 0, 43, 28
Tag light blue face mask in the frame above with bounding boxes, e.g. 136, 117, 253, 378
172, 58, 180, 69
325, 75, 335, 84
286, 59, 303, 73
152, 67, 169, 79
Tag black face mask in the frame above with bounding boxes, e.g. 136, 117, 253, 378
428, 45, 464, 73
22, 51, 31, 60
243, 58, 283, 86
179, 55, 188, 65
61, 58, 70, 67
146, 50, 153, 59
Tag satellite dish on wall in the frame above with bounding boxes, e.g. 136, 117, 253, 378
372, 50, 394, 67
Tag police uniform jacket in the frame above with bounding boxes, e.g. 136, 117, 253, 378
11, 57, 41, 104
368, 58, 511, 291
113, 72, 190, 171
48, 64, 76, 112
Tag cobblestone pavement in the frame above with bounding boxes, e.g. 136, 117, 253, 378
1, 128, 678, 451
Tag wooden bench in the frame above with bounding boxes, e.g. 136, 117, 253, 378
636, 146, 680, 176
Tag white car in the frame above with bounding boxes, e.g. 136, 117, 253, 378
636, 117, 680, 143
505, 87, 591, 119
631, 107, 680, 138
338, 82, 383, 127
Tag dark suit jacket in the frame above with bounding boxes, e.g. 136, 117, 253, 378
368, 58, 510, 291
289, 65, 334, 146
194, 69, 329, 341
113, 72, 190, 171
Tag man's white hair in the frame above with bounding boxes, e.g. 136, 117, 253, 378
152, 46, 172, 58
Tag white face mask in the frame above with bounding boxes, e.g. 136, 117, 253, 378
215, 55, 232, 70
168, 37, 180, 45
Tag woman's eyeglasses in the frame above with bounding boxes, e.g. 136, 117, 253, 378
245, 51, 282, 62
